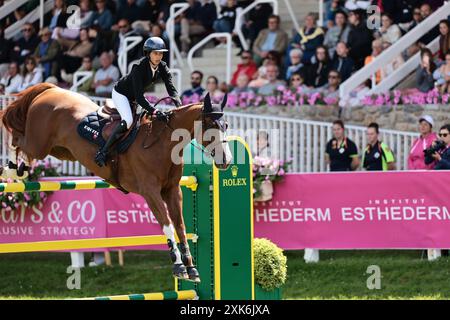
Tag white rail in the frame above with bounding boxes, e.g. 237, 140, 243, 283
5, 0, 54, 40
167, 3, 189, 69
234, 0, 279, 51
1, 94, 418, 175
340, 1, 450, 99
187, 32, 232, 84
0, 0, 29, 20
70, 71, 93, 92
117, 36, 143, 76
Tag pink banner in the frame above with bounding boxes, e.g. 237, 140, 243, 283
1, 172, 450, 250
255, 171, 450, 249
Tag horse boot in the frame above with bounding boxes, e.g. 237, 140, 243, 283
168, 239, 189, 280
180, 242, 201, 283
94, 120, 128, 167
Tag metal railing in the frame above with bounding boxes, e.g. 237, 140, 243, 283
4, 0, 54, 40
0, 0, 29, 20
117, 36, 143, 76
340, 1, 450, 99
70, 71, 93, 92
187, 32, 232, 84
1, 94, 418, 175
167, 2, 189, 69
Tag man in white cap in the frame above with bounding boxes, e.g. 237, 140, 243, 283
407, 115, 438, 170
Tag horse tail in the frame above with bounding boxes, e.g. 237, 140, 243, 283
0, 83, 56, 135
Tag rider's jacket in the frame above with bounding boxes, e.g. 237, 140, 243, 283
114, 57, 178, 113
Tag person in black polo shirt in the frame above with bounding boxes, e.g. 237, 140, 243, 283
362, 122, 396, 171
325, 120, 360, 171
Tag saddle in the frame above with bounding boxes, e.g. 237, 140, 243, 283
77, 100, 141, 153
77, 100, 144, 194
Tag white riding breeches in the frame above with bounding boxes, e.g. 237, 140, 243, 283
111, 88, 133, 129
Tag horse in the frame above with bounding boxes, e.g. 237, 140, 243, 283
0, 83, 232, 282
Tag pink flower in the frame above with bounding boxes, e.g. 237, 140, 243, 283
278, 168, 285, 176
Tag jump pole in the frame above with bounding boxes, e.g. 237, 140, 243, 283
0, 137, 254, 300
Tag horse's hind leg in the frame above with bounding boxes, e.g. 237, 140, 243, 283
162, 185, 200, 283
142, 191, 189, 281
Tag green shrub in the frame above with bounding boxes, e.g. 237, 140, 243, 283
254, 238, 287, 291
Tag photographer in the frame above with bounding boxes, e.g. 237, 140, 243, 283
425, 124, 450, 170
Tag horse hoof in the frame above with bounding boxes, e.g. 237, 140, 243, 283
186, 266, 201, 283
173, 263, 189, 280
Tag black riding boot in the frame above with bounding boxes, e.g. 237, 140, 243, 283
94, 120, 128, 167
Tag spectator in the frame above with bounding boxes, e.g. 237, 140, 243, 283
433, 52, 450, 93
238, 3, 273, 55
374, 13, 402, 44
418, 3, 439, 46
305, 45, 331, 88
231, 74, 253, 94
115, 0, 140, 26
88, 26, 114, 67
323, 10, 350, 59
257, 64, 286, 95
92, 52, 120, 97
285, 48, 305, 81
408, 115, 438, 170
213, 0, 237, 46
113, 19, 143, 64
416, 48, 436, 93
60, 28, 93, 76
180, 0, 217, 56
438, 20, 450, 61
248, 66, 269, 90
400, 6, 422, 33
139, 0, 162, 25
34, 27, 62, 80
48, 0, 69, 32
364, 39, 383, 84
18, 56, 43, 92
11, 23, 40, 64
252, 15, 288, 65
321, 69, 341, 99
325, 120, 359, 171
325, 0, 346, 27
0, 24, 11, 78
347, 9, 373, 70
425, 124, 450, 170
74, 56, 96, 95
362, 122, 396, 171
90, 0, 114, 31
205, 76, 224, 100
79, 0, 95, 28
231, 50, 258, 87
288, 13, 324, 65
0, 62, 23, 94
331, 41, 354, 82
345, 0, 370, 11
181, 70, 205, 100
393, 0, 421, 25
288, 72, 309, 93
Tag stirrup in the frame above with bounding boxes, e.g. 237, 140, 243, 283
95, 150, 107, 167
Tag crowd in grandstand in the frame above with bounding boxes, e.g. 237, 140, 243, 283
0, 0, 448, 103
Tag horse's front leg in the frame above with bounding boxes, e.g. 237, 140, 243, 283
143, 191, 188, 280
162, 185, 200, 283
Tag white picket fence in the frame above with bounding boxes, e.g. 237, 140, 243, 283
0, 94, 418, 174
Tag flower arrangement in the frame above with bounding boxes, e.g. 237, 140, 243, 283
253, 156, 290, 201
360, 88, 450, 106
0, 159, 60, 211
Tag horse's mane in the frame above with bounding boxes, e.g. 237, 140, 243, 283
0, 83, 57, 134
171, 102, 203, 113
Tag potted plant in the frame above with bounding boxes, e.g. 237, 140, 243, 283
254, 238, 287, 300
253, 157, 290, 202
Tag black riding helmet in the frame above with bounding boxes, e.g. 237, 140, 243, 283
143, 37, 168, 55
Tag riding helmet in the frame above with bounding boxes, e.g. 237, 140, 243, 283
143, 37, 168, 55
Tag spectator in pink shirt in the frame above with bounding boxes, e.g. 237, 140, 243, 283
408, 115, 439, 170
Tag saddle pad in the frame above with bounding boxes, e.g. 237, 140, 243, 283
77, 111, 140, 154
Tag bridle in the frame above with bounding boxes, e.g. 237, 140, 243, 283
142, 99, 229, 158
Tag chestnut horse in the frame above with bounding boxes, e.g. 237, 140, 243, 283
0, 83, 232, 282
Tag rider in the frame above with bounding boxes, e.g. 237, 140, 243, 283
94, 36, 182, 167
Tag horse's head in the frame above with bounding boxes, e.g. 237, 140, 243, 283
200, 93, 232, 169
